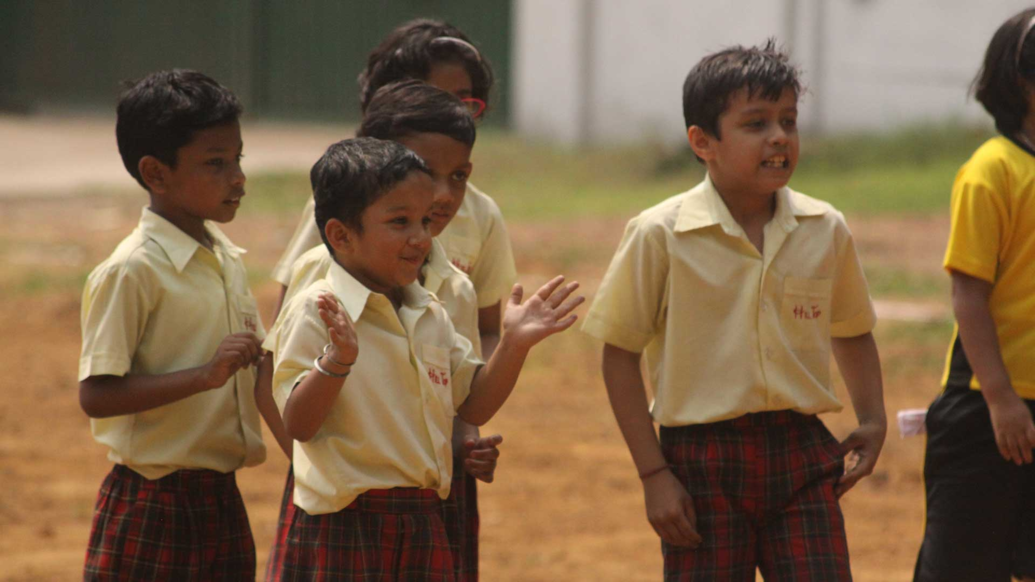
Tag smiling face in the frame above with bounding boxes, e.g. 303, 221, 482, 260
397, 132, 472, 237
690, 87, 799, 202
146, 121, 246, 237
334, 170, 435, 295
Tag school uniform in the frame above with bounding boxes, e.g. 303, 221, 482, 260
263, 261, 482, 581
79, 208, 266, 581
914, 136, 1035, 582
583, 175, 876, 581
265, 240, 481, 581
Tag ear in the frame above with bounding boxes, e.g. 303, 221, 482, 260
687, 126, 717, 162
138, 156, 169, 194
324, 218, 353, 254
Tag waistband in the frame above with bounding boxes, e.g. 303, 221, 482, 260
112, 464, 237, 493
661, 410, 820, 433
344, 488, 442, 515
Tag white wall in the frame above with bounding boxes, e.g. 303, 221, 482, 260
513, 0, 1034, 146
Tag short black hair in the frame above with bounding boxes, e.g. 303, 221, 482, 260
357, 80, 476, 147
312, 137, 431, 253
973, 8, 1035, 136
357, 18, 494, 114
682, 39, 801, 138
116, 69, 242, 190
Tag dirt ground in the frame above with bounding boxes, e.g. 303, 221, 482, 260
0, 184, 955, 581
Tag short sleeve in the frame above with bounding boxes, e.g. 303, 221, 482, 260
943, 166, 1008, 283
829, 216, 877, 338
469, 201, 518, 309
581, 216, 669, 352
448, 327, 480, 411
263, 292, 327, 413
271, 198, 323, 286
78, 261, 154, 380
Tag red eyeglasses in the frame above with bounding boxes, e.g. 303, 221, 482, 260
461, 97, 486, 119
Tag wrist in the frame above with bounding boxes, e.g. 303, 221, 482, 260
639, 464, 671, 481
496, 331, 533, 357
982, 381, 1019, 405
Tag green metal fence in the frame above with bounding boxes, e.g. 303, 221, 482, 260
0, 1, 511, 123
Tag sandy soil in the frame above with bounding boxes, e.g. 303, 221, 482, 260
0, 187, 953, 581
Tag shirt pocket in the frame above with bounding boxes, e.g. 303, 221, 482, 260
443, 237, 480, 277
421, 343, 454, 409
780, 276, 832, 352
233, 293, 263, 336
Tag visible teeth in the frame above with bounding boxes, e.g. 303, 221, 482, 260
762, 156, 786, 167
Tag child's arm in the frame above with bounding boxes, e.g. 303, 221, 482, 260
602, 344, 702, 549
79, 332, 263, 418
281, 294, 358, 442
951, 270, 1035, 465
477, 302, 502, 359
830, 331, 886, 497
255, 352, 293, 459
457, 277, 583, 426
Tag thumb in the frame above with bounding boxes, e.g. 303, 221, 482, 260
839, 433, 862, 456
508, 284, 524, 308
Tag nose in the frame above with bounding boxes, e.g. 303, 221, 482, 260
231, 159, 246, 187
432, 179, 451, 207
409, 221, 432, 252
769, 126, 789, 146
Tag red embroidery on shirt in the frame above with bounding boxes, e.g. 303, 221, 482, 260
244, 315, 257, 332
427, 367, 449, 387
792, 304, 822, 320
450, 258, 473, 274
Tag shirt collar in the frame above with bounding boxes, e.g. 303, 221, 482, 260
138, 208, 246, 273
327, 260, 433, 322
421, 239, 457, 296
674, 174, 827, 235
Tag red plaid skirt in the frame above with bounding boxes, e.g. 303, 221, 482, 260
264, 467, 297, 581
441, 457, 479, 581
273, 487, 455, 581
660, 411, 850, 582
83, 464, 255, 581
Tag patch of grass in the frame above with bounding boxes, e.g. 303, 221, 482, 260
864, 266, 948, 299
874, 319, 955, 377
4, 269, 91, 296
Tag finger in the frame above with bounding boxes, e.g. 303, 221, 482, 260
546, 281, 580, 308
669, 513, 698, 548
656, 521, 686, 547
551, 314, 579, 332
553, 294, 586, 319
1008, 435, 1026, 466
472, 434, 503, 450
534, 275, 566, 301
838, 434, 862, 457
468, 447, 500, 461
464, 459, 497, 473
1024, 431, 1034, 465
507, 284, 524, 309
483, 434, 504, 447
683, 498, 704, 546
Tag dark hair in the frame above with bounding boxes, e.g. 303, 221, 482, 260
973, 8, 1035, 135
312, 137, 431, 252
357, 80, 476, 147
116, 69, 242, 189
357, 18, 494, 114
682, 39, 801, 138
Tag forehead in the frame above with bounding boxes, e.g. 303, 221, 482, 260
397, 133, 472, 166
723, 86, 798, 117
181, 121, 242, 152
425, 61, 473, 97
366, 170, 434, 214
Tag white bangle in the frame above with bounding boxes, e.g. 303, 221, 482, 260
322, 344, 355, 368
313, 355, 349, 378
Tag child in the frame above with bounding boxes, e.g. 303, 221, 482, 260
261, 80, 499, 581
582, 41, 886, 580
262, 137, 581, 580
264, 20, 513, 580
78, 69, 266, 580
913, 9, 1035, 582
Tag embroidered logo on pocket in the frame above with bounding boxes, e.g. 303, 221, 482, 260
422, 344, 452, 388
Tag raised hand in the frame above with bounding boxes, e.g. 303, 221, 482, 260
202, 332, 263, 389
501, 276, 584, 350
462, 434, 503, 483
835, 420, 886, 497
316, 293, 359, 367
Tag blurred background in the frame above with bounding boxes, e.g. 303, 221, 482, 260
0, 1, 1031, 580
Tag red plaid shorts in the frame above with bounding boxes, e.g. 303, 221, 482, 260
441, 456, 479, 582
660, 411, 850, 582
264, 467, 297, 581
273, 487, 455, 581
83, 464, 255, 581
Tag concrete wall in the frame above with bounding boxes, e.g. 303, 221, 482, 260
513, 0, 1033, 145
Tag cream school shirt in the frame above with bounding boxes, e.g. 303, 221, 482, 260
79, 208, 267, 479
263, 262, 482, 515
271, 183, 517, 309
582, 175, 876, 426
283, 239, 481, 357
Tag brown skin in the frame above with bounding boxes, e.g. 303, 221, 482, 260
79, 122, 262, 418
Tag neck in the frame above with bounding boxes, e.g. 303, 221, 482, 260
148, 203, 211, 249
1019, 115, 1035, 150
709, 175, 777, 226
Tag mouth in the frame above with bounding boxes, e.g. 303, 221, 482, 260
761, 155, 789, 169
223, 195, 244, 207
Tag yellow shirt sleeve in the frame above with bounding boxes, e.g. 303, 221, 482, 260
943, 164, 1009, 283
271, 198, 323, 286
829, 216, 878, 338
78, 258, 154, 380
263, 291, 327, 413
581, 216, 669, 353
470, 199, 518, 309
448, 327, 479, 409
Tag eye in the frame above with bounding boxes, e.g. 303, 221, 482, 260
451, 170, 469, 183
745, 119, 765, 129
781, 117, 797, 129
390, 217, 408, 226
206, 158, 226, 168
422, 216, 433, 226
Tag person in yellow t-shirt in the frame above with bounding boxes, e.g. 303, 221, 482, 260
79, 70, 265, 580
583, 41, 885, 581
262, 137, 581, 580
914, 9, 1035, 582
